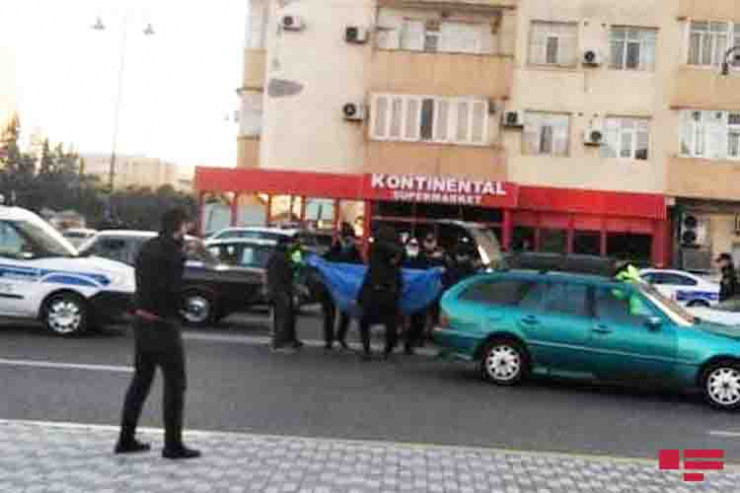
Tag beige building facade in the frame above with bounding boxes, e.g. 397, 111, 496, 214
81, 155, 193, 193
0, 45, 17, 131
236, 0, 740, 269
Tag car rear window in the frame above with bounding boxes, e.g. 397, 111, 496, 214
459, 279, 531, 306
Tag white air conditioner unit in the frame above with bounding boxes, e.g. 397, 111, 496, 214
342, 102, 366, 121
584, 126, 604, 146
583, 49, 602, 67
279, 14, 304, 31
681, 214, 709, 247
503, 110, 524, 128
345, 26, 369, 44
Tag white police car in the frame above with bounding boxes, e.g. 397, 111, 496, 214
639, 268, 720, 307
0, 206, 135, 336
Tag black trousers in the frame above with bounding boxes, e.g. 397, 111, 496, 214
359, 294, 398, 355
119, 319, 186, 449
320, 293, 353, 346
406, 310, 426, 350
272, 292, 296, 347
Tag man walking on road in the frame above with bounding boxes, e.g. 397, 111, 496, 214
116, 208, 201, 460
717, 252, 738, 302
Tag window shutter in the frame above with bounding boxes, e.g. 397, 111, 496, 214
471, 102, 487, 143
401, 19, 425, 51
372, 95, 389, 139
405, 98, 421, 141
420, 99, 434, 141
456, 101, 471, 142
389, 97, 404, 139
529, 23, 548, 64
553, 116, 570, 156
434, 100, 450, 142
705, 111, 726, 159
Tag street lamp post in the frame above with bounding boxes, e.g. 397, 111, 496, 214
721, 46, 740, 75
92, 15, 154, 221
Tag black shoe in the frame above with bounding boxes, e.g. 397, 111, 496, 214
114, 438, 151, 454
324, 343, 333, 351
338, 341, 351, 352
162, 446, 201, 460
292, 340, 305, 349
404, 345, 415, 356
361, 352, 372, 361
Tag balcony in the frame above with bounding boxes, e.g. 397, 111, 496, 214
377, 0, 517, 9
371, 51, 512, 98
666, 155, 740, 201
365, 141, 506, 180
677, 0, 740, 22
242, 48, 267, 91
237, 136, 260, 169
671, 66, 740, 110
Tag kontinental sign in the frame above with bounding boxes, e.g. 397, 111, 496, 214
367, 173, 518, 208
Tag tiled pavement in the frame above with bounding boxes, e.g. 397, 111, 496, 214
0, 420, 737, 493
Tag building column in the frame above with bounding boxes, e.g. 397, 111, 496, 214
600, 221, 608, 257
502, 209, 512, 252
230, 193, 240, 227
652, 219, 668, 268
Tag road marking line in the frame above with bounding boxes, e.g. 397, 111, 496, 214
182, 333, 440, 356
709, 430, 740, 438
0, 358, 133, 373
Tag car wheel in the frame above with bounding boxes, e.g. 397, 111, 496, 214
688, 300, 710, 308
479, 338, 530, 386
42, 293, 88, 337
180, 291, 215, 327
702, 361, 740, 411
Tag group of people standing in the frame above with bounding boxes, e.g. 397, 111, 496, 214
266, 223, 480, 360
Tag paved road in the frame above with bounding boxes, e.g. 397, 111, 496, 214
1, 310, 740, 463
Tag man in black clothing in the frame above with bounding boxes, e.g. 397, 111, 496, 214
717, 252, 738, 302
403, 238, 430, 355
358, 226, 404, 360
116, 208, 200, 460
267, 236, 300, 351
443, 240, 478, 290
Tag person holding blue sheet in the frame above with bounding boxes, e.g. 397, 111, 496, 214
358, 226, 404, 360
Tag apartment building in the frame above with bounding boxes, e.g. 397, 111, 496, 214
194, 0, 740, 268
82, 154, 193, 193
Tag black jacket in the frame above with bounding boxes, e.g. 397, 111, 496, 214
443, 259, 477, 289
720, 265, 738, 301
325, 243, 364, 264
266, 247, 294, 298
360, 241, 403, 305
135, 235, 185, 319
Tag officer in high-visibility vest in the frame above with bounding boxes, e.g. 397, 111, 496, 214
613, 262, 651, 316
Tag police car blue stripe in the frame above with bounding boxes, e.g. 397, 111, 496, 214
0, 264, 110, 287
675, 290, 719, 302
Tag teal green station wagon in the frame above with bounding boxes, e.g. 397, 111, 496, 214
434, 270, 740, 411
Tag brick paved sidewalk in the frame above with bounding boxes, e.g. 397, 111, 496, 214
0, 420, 737, 493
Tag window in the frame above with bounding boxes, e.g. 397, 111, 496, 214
602, 118, 650, 160
460, 279, 531, 305
529, 21, 578, 67
378, 16, 490, 55
371, 94, 489, 146
0, 222, 29, 258
523, 112, 570, 156
680, 110, 740, 160
687, 21, 740, 67
540, 229, 567, 254
609, 27, 657, 71
595, 287, 655, 325
541, 283, 589, 318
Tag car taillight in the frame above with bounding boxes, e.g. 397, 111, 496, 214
439, 310, 450, 329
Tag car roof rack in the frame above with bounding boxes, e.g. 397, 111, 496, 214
502, 253, 618, 277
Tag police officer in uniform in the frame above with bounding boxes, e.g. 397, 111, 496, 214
116, 208, 200, 460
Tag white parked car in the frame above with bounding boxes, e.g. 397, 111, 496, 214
639, 268, 720, 308
690, 299, 740, 327
0, 207, 135, 336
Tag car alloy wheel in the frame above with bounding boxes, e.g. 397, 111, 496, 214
481, 339, 528, 386
705, 365, 740, 410
45, 295, 86, 336
180, 293, 213, 326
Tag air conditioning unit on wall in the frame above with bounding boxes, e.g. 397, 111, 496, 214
584, 125, 604, 146
345, 26, 369, 44
342, 102, 366, 121
681, 213, 709, 247
279, 14, 304, 31
503, 110, 524, 128
583, 49, 602, 66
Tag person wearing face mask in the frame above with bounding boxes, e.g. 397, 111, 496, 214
319, 223, 364, 350
403, 238, 431, 355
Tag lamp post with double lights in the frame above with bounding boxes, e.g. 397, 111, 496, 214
91, 15, 154, 220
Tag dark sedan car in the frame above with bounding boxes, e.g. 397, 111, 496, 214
78, 231, 267, 327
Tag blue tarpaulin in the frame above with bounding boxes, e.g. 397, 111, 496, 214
305, 255, 444, 317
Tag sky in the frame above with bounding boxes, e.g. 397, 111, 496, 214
0, 0, 247, 168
